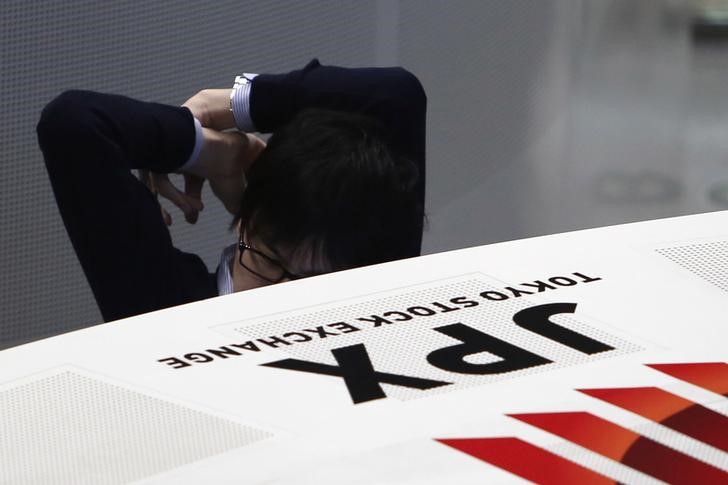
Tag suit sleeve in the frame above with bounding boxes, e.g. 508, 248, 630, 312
250, 59, 427, 255
37, 90, 217, 322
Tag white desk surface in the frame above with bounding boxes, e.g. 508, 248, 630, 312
2, 211, 728, 484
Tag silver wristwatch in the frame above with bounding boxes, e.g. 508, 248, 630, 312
229, 74, 252, 112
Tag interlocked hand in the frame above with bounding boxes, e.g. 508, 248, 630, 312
138, 169, 204, 226
140, 88, 265, 225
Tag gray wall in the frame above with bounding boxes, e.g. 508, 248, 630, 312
3, 0, 726, 348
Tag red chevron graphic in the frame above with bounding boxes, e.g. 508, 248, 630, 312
438, 437, 615, 484
579, 386, 728, 452
437, 362, 728, 483
647, 362, 728, 396
510, 411, 727, 485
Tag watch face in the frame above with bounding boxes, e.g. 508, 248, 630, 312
235, 74, 254, 85
233, 76, 248, 90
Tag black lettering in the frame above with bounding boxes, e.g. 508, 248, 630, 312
356, 316, 392, 327
303, 326, 340, 337
231, 341, 261, 352
480, 291, 509, 301
327, 322, 361, 334
427, 323, 551, 374
158, 357, 191, 369
431, 301, 461, 313
549, 276, 577, 286
183, 352, 214, 363
520, 280, 556, 292
206, 346, 241, 358
450, 296, 479, 308
282, 332, 313, 343
382, 311, 413, 322
573, 272, 602, 283
256, 336, 292, 349
513, 303, 614, 354
407, 306, 437, 316
504, 286, 534, 298
262, 344, 451, 404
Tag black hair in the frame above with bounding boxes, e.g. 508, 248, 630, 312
235, 108, 421, 272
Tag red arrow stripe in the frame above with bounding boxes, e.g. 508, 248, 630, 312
647, 362, 728, 397
438, 437, 615, 484
510, 412, 728, 485
579, 386, 728, 453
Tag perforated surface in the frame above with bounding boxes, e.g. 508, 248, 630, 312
656, 241, 728, 291
0, 371, 271, 484
224, 276, 640, 400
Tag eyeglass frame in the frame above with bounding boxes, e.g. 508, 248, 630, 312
237, 230, 306, 283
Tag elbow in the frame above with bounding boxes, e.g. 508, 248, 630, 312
392, 69, 427, 113
404, 70, 427, 106
36, 90, 94, 152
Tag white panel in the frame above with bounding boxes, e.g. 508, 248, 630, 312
0, 371, 270, 484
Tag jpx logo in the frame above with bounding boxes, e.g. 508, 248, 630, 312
158, 273, 633, 404
262, 302, 615, 404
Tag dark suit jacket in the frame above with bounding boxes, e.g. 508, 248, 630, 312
37, 60, 426, 323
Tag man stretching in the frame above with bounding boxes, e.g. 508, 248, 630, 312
37, 59, 426, 322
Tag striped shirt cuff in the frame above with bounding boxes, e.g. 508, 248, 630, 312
231, 73, 258, 132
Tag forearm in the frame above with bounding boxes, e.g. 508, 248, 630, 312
38, 90, 197, 173
188, 61, 426, 140
249, 60, 426, 136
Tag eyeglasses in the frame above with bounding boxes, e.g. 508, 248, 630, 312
237, 231, 306, 283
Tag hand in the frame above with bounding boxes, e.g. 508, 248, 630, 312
182, 89, 235, 131
143, 129, 264, 223
206, 132, 266, 214
165, 127, 265, 216
139, 170, 204, 225
147, 88, 265, 222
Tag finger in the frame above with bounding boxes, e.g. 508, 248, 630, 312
148, 172, 167, 197
183, 174, 205, 211
161, 206, 172, 226
160, 176, 201, 224
155, 176, 199, 224
248, 134, 267, 156
156, 177, 191, 212
138, 169, 153, 191
185, 208, 199, 225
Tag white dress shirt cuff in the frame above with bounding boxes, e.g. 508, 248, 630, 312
231, 73, 258, 132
